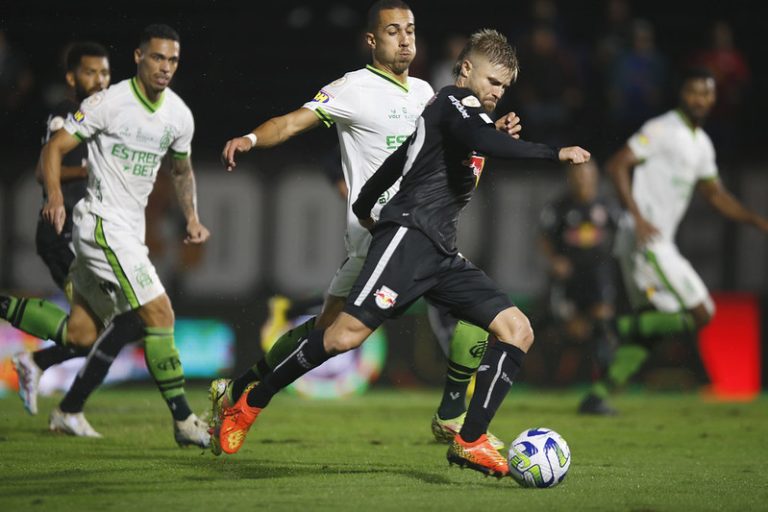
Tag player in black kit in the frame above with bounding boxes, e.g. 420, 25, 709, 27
213, 29, 589, 477
539, 161, 619, 411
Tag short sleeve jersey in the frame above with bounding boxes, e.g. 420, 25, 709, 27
302, 65, 434, 257
540, 195, 617, 268
627, 109, 718, 241
64, 77, 194, 232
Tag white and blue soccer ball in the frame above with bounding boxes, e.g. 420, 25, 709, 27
507, 428, 571, 488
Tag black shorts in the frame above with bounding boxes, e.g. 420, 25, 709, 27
563, 261, 616, 309
345, 223, 513, 331
35, 217, 75, 290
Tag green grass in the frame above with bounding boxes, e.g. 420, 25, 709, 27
1, 387, 767, 512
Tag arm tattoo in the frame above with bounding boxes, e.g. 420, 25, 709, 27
170, 157, 199, 221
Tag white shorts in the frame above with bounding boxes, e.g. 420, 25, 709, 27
615, 228, 713, 315
71, 207, 165, 324
327, 255, 365, 298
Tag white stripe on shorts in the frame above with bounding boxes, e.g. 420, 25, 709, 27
353, 226, 409, 307
483, 352, 506, 409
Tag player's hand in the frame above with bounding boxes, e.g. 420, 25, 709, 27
634, 215, 660, 247
42, 193, 66, 235
558, 146, 591, 164
495, 112, 521, 139
184, 218, 210, 244
358, 217, 375, 231
551, 255, 573, 280
221, 136, 255, 172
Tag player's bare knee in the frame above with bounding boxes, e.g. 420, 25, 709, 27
490, 307, 534, 352
316, 295, 346, 328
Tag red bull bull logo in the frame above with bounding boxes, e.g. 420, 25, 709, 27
374, 285, 398, 310
463, 153, 486, 187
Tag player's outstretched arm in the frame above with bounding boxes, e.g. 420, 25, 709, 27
557, 146, 591, 164
170, 156, 210, 244
352, 138, 410, 225
221, 108, 321, 171
41, 130, 81, 234
606, 144, 660, 246
697, 179, 768, 233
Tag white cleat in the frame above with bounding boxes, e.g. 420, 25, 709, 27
12, 351, 42, 415
175, 413, 211, 448
49, 407, 103, 438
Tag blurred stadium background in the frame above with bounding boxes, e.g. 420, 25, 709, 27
1, 0, 765, 397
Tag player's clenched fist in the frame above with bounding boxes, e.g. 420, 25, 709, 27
558, 146, 591, 164
42, 193, 66, 235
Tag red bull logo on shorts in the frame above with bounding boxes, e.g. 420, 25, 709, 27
374, 285, 398, 310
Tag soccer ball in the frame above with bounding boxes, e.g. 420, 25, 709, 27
507, 428, 571, 488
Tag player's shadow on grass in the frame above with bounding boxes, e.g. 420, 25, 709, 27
185, 457, 456, 485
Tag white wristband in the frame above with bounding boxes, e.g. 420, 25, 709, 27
243, 133, 257, 148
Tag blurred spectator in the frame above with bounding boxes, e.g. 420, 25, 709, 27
538, 161, 619, 387
691, 21, 751, 165
0, 30, 35, 142
507, 23, 583, 146
608, 19, 667, 139
430, 34, 467, 91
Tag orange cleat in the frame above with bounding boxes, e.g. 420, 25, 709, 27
216, 391, 262, 455
447, 433, 509, 478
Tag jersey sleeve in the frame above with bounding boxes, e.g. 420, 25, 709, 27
170, 107, 195, 159
301, 75, 356, 128
696, 134, 718, 181
442, 88, 559, 161
627, 119, 664, 162
63, 90, 108, 142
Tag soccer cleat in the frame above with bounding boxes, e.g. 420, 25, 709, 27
215, 391, 261, 455
578, 393, 618, 416
49, 407, 102, 438
208, 379, 258, 455
431, 412, 505, 450
174, 413, 211, 448
12, 351, 42, 415
447, 433, 509, 478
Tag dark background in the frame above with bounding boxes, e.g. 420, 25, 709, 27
1, 0, 765, 387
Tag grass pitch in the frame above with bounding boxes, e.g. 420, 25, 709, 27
1, 386, 766, 512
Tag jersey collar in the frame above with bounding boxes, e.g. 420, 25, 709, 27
675, 108, 698, 134
365, 65, 409, 93
130, 77, 165, 113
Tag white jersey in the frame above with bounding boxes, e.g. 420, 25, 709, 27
625, 109, 718, 243
303, 65, 434, 257
64, 77, 194, 236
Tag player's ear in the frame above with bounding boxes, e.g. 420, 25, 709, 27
365, 31, 376, 50
65, 71, 76, 89
460, 59, 472, 79
134, 48, 142, 65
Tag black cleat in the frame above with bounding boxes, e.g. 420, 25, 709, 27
578, 393, 618, 416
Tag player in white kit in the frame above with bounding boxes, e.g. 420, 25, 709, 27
210, 0, 521, 452
579, 68, 768, 414
1, 25, 211, 446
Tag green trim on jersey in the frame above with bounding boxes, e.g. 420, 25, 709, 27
170, 150, 189, 160
675, 109, 697, 134
130, 77, 165, 114
94, 216, 140, 309
73, 131, 86, 142
644, 249, 686, 310
313, 107, 334, 128
365, 64, 409, 93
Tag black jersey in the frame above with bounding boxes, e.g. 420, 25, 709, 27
540, 194, 617, 268
41, 98, 88, 212
353, 85, 559, 255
